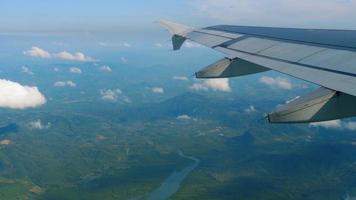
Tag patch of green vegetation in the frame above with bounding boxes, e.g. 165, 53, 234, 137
0, 92, 355, 200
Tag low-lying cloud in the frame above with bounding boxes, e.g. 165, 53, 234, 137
310, 120, 356, 131
54, 81, 76, 87
24, 47, 51, 58
21, 66, 34, 75
173, 76, 189, 81
177, 114, 192, 120
260, 76, 293, 90
24, 46, 95, 62
69, 67, 82, 74
99, 65, 112, 72
27, 119, 51, 130
100, 89, 131, 103
152, 87, 164, 94
0, 79, 46, 109
245, 105, 257, 113
53, 51, 95, 62
190, 78, 231, 92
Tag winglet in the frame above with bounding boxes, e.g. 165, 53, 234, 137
159, 20, 193, 50
159, 20, 192, 35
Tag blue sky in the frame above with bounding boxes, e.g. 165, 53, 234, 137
1, 0, 356, 33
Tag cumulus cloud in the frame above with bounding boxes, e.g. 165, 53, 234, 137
69, 67, 82, 74
152, 87, 164, 94
100, 89, 131, 103
310, 120, 342, 129
260, 76, 293, 90
99, 65, 112, 72
101, 89, 121, 101
53, 51, 95, 62
310, 120, 356, 131
190, 78, 231, 92
245, 105, 257, 113
27, 119, 51, 130
0, 79, 46, 109
23, 47, 51, 59
21, 66, 34, 75
54, 81, 76, 87
177, 115, 192, 120
345, 122, 356, 131
173, 76, 189, 81
0, 139, 11, 145
24, 47, 95, 62
190, 0, 356, 28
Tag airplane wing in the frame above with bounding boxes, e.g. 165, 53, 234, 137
159, 20, 356, 123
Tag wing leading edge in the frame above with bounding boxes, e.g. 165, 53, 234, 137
159, 20, 356, 123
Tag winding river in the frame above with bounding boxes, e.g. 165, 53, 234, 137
147, 151, 200, 200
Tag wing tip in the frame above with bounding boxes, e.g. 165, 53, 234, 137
158, 19, 192, 35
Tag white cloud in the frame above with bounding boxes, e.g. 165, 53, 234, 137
0, 79, 46, 109
101, 89, 122, 101
245, 105, 257, 113
54, 81, 76, 87
345, 122, 356, 131
310, 120, 342, 129
121, 57, 128, 63
152, 87, 164, 94
190, 78, 231, 92
53, 51, 95, 62
100, 89, 130, 103
21, 66, 34, 75
24, 47, 95, 62
177, 115, 192, 120
0, 139, 11, 145
99, 65, 112, 72
173, 76, 189, 81
260, 76, 293, 90
69, 67, 82, 74
310, 120, 356, 131
23, 47, 51, 59
190, 0, 356, 28
27, 119, 51, 130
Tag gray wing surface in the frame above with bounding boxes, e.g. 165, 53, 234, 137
160, 20, 356, 123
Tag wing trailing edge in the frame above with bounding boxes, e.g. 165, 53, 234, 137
268, 87, 356, 123
196, 58, 270, 79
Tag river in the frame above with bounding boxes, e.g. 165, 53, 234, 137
146, 151, 200, 200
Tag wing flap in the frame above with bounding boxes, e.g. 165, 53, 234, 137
195, 58, 269, 79
268, 87, 356, 123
